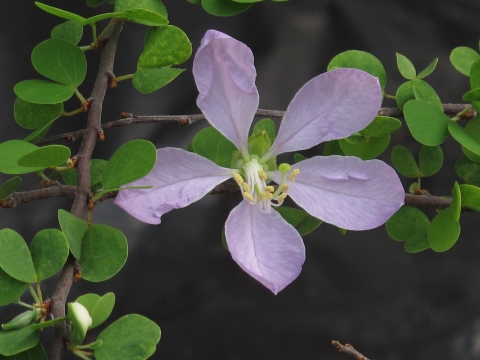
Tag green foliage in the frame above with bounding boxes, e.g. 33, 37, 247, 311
416, 58, 438, 80
449, 121, 480, 159
428, 208, 461, 252
76, 292, 116, 329
35, 2, 87, 23
386, 206, 430, 253
327, 50, 387, 90
0, 268, 27, 306
14, 98, 63, 130
418, 145, 443, 177
201, 0, 252, 16
253, 118, 276, 142
460, 184, 480, 211
274, 207, 322, 236
51, 20, 83, 44
450, 46, 480, 76
58, 209, 88, 259
0, 343, 47, 360
339, 134, 390, 160
14, 80, 74, 104
391, 145, 418, 177
192, 127, 237, 167
30, 229, 69, 280
0, 326, 39, 356
396, 53, 416, 79
79, 224, 128, 282
403, 100, 450, 146
396, 79, 441, 112
61, 159, 108, 190
0, 177, 22, 200
95, 314, 161, 360
17, 145, 71, 168
0, 229, 37, 283
102, 140, 157, 190
115, 0, 168, 18
456, 156, 480, 186
358, 116, 401, 137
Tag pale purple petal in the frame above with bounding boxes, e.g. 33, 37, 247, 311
114, 147, 235, 224
269, 156, 404, 230
225, 201, 305, 294
265, 69, 382, 158
193, 30, 259, 156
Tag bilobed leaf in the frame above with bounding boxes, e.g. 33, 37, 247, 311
14, 80, 75, 104
95, 315, 160, 360
0, 141, 44, 174
428, 208, 461, 252
30, 229, 69, 280
132, 67, 184, 94
0, 268, 27, 306
403, 100, 450, 146
386, 206, 430, 241
0, 325, 39, 356
391, 145, 418, 177
327, 50, 387, 90
102, 140, 157, 190
396, 53, 416, 79
115, 0, 168, 18
456, 156, 480, 186
0, 177, 22, 200
51, 20, 83, 45
31, 39, 86, 87
460, 184, 480, 212
253, 118, 276, 142
79, 224, 128, 282
192, 127, 236, 167
58, 209, 89, 259
17, 145, 71, 168
403, 230, 430, 253
201, 0, 252, 16
339, 134, 390, 160
76, 292, 116, 329
358, 116, 401, 137
416, 58, 438, 79
450, 46, 480, 76
138, 26, 191, 69
412, 80, 443, 111
418, 145, 443, 177
0, 229, 36, 283
14, 98, 63, 130
75, 294, 101, 314
35, 2, 87, 23
449, 121, 480, 161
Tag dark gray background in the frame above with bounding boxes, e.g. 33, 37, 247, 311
1, 0, 480, 359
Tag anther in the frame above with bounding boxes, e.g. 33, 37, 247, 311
289, 169, 300, 182
258, 170, 267, 180
265, 186, 275, 193
243, 192, 254, 202
242, 183, 251, 192
233, 173, 244, 186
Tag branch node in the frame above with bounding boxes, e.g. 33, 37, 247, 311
81, 100, 91, 112
97, 131, 105, 141
332, 340, 372, 360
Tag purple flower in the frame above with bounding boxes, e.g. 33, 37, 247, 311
115, 30, 405, 294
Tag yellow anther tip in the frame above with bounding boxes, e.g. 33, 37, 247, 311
233, 173, 244, 185
265, 186, 275, 193
243, 192, 255, 202
289, 169, 300, 182
258, 170, 267, 180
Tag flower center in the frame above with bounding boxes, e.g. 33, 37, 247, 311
233, 159, 298, 214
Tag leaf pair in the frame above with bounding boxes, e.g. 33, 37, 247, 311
396, 53, 437, 80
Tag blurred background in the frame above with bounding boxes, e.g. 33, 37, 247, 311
1, 0, 480, 359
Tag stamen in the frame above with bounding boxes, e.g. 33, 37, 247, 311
265, 186, 275, 193
233, 173, 244, 186
243, 192, 254, 202
242, 182, 251, 192
258, 170, 267, 180
289, 169, 300, 182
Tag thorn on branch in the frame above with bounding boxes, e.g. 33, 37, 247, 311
332, 340, 372, 360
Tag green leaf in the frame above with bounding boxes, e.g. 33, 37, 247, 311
395, 80, 442, 112
51, 20, 83, 45
76, 293, 115, 329
403, 100, 450, 146
79, 225, 128, 282
17, 145, 71, 168
386, 206, 430, 253
14, 80, 75, 104
95, 314, 160, 360
14, 98, 63, 130
0, 268, 26, 306
67, 302, 91, 347
102, 140, 157, 190
115, 0, 168, 18
22, 122, 55, 144
0, 141, 44, 174
428, 208, 461, 252
0, 326, 39, 356
462, 116, 480, 162
323, 140, 344, 156
391, 145, 418, 177
253, 118, 276, 143
35, 2, 87, 23
30, 229, 69, 280
451, 182, 461, 222
58, 210, 88, 260
132, 68, 184, 94
456, 156, 480, 186
201, 0, 252, 16
462, 88, 480, 102
60, 159, 108, 190
274, 207, 322, 236
469, 58, 480, 89
339, 134, 390, 160
359, 116, 401, 137
449, 121, 480, 162
418, 145, 443, 177
296, 216, 323, 237
0, 343, 47, 360
327, 50, 387, 90
0, 230, 36, 283
294, 153, 307, 163
396, 53, 416, 79
138, 26, 191, 69
416, 58, 438, 80
192, 127, 236, 168
31, 39, 86, 87
0, 177, 22, 200
459, 184, 480, 212
450, 46, 480, 76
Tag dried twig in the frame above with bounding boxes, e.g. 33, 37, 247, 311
332, 340, 373, 360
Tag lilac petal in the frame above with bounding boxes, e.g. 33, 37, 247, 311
269, 156, 404, 230
265, 68, 382, 158
114, 147, 234, 224
193, 30, 259, 157
225, 201, 305, 294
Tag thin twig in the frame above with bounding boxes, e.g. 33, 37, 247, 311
36, 104, 475, 145
49, 19, 124, 360
332, 340, 372, 360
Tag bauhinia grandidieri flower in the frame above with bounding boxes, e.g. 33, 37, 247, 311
115, 30, 405, 294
